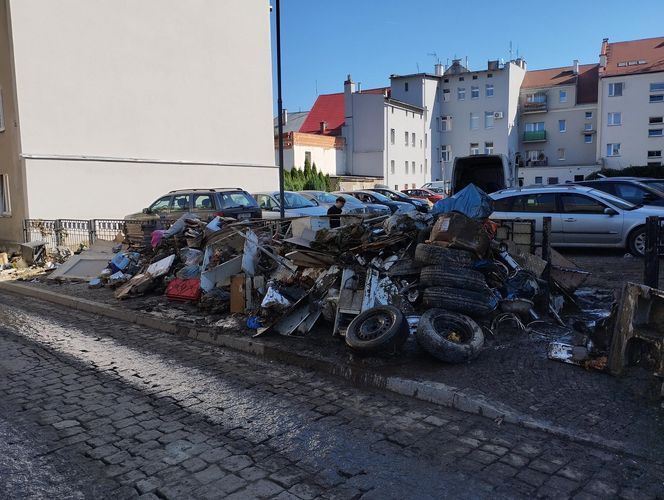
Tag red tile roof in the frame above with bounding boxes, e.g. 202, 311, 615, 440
601, 36, 664, 77
522, 64, 599, 104
300, 88, 389, 136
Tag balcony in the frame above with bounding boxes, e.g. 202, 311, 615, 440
523, 94, 548, 114
523, 130, 547, 142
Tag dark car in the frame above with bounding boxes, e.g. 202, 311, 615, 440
368, 187, 429, 213
575, 178, 664, 207
335, 190, 416, 214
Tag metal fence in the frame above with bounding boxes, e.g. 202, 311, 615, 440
24, 219, 126, 251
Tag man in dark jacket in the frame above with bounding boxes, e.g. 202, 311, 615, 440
327, 197, 346, 229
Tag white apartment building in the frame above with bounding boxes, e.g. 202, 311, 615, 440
0, 0, 277, 248
517, 62, 600, 185
597, 37, 664, 168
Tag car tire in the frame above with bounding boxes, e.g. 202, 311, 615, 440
345, 305, 409, 353
414, 243, 474, 267
387, 259, 422, 277
416, 308, 484, 363
422, 286, 498, 317
419, 266, 488, 291
627, 226, 646, 257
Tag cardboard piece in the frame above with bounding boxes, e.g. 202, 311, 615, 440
429, 212, 490, 257
230, 273, 246, 313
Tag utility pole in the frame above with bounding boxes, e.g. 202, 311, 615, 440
275, 0, 285, 218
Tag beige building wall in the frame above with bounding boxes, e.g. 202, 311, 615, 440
5, 0, 277, 222
0, 0, 25, 248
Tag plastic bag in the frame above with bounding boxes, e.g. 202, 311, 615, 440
176, 265, 201, 279
260, 285, 291, 310
432, 184, 494, 219
241, 230, 259, 277
180, 248, 204, 266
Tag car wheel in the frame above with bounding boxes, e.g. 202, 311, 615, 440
422, 286, 499, 317
415, 308, 484, 363
419, 266, 489, 291
627, 226, 646, 257
345, 305, 409, 354
414, 243, 475, 267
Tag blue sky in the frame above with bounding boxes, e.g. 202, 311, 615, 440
271, 0, 664, 114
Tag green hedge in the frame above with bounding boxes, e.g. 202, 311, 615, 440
284, 158, 339, 192
586, 166, 664, 180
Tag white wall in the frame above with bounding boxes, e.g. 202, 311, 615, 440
282, 144, 343, 176
599, 73, 664, 168
347, 93, 385, 177
24, 159, 278, 219
9, 0, 275, 167
384, 103, 427, 189
518, 165, 597, 186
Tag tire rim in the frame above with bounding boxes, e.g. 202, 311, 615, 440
634, 232, 646, 256
357, 311, 394, 341
431, 315, 470, 343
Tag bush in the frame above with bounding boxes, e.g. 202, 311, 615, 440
586, 166, 664, 180
284, 161, 339, 192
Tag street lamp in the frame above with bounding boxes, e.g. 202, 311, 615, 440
275, 0, 285, 218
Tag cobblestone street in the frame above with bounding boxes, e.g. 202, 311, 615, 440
1, 292, 663, 499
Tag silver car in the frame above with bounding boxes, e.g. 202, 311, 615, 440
300, 191, 390, 216
252, 191, 329, 219
490, 185, 664, 256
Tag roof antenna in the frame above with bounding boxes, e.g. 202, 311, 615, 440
427, 52, 441, 64
416, 62, 420, 72
509, 41, 513, 60
315, 79, 318, 95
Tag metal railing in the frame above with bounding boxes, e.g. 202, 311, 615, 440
523, 130, 547, 142
24, 219, 126, 251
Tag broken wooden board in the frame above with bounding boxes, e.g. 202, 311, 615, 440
230, 273, 246, 313
535, 247, 591, 293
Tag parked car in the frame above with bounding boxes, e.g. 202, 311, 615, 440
336, 190, 415, 214
327, 192, 391, 216
125, 188, 261, 223
489, 185, 664, 256
252, 191, 328, 219
421, 181, 448, 193
299, 191, 389, 215
368, 187, 429, 213
401, 188, 446, 204
575, 178, 664, 207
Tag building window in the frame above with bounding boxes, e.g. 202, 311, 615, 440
484, 112, 494, 129
459, 77, 465, 82
389, 160, 396, 175
405, 131, 409, 146
649, 129, 664, 137
608, 112, 622, 126
424, 134, 428, 148
584, 122, 593, 131
535, 176, 543, 184
458, 87, 466, 100
608, 82, 623, 97
484, 141, 494, 155
470, 113, 479, 130
390, 129, 395, 145
472, 75, 478, 80
419, 163, 423, 173
412, 133, 416, 147
304, 151, 312, 164
441, 145, 450, 162
649, 116, 663, 124
648, 150, 662, 158
424, 159, 428, 174
526, 93, 546, 104
443, 89, 450, 102
412, 161, 415, 174
404, 161, 408, 174
607, 143, 621, 157
548, 177, 559, 185
470, 143, 480, 155
647, 162, 662, 167
559, 90, 568, 103
574, 175, 584, 182
584, 134, 593, 144
441, 116, 452, 132
486, 84, 494, 98
471, 86, 479, 99
650, 83, 664, 92
557, 148, 566, 160
0, 174, 10, 215
558, 119, 567, 132
650, 95, 664, 103
405, 82, 409, 92
525, 122, 545, 132
585, 111, 593, 120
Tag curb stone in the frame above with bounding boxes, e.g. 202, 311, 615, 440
0, 280, 651, 462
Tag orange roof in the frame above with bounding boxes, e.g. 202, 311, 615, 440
601, 36, 664, 77
300, 88, 388, 136
522, 64, 599, 104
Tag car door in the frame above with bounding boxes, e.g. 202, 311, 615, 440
495, 192, 564, 244
192, 193, 217, 220
255, 194, 280, 219
168, 193, 192, 219
559, 193, 624, 245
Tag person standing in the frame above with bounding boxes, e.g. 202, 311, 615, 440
327, 196, 346, 229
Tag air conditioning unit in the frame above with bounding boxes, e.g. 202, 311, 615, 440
494, 111, 504, 119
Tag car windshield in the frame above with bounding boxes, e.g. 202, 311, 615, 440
333, 193, 363, 206
428, 187, 446, 194
362, 191, 391, 203
588, 189, 637, 210
314, 192, 338, 203
280, 192, 316, 209
377, 189, 406, 200
640, 180, 664, 193
219, 191, 257, 209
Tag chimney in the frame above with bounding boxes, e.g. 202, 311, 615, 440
281, 109, 288, 125
357, 82, 362, 93
573, 60, 579, 75
434, 63, 444, 76
487, 60, 499, 71
599, 38, 609, 69
319, 121, 327, 134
